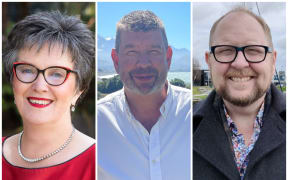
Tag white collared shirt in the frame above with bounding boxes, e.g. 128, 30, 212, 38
97, 83, 191, 180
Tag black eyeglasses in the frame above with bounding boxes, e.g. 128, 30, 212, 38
13, 62, 77, 86
210, 45, 272, 63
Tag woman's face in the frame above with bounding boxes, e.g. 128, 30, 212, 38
13, 43, 81, 125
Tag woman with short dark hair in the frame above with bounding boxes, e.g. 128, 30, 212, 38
2, 11, 95, 180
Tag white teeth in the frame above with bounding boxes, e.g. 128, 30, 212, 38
29, 99, 51, 105
231, 77, 251, 82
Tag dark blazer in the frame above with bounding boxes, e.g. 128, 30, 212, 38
193, 84, 286, 180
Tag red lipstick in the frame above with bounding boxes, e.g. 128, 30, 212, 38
27, 97, 53, 108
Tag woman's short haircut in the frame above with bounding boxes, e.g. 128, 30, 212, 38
3, 11, 95, 95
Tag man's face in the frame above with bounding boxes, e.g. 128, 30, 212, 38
112, 30, 172, 95
206, 12, 276, 106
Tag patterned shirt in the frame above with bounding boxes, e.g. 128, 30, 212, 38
224, 103, 264, 179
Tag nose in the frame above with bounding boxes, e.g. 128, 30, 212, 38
136, 53, 151, 68
32, 73, 49, 92
230, 51, 250, 69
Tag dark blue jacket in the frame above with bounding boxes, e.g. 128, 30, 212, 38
193, 84, 286, 180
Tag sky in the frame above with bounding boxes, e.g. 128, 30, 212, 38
193, 2, 286, 71
97, 2, 191, 50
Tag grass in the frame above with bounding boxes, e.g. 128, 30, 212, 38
276, 85, 286, 92
193, 86, 212, 103
193, 86, 201, 95
196, 95, 208, 100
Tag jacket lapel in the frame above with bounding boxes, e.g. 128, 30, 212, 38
245, 102, 285, 175
194, 84, 285, 180
194, 96, 240, 180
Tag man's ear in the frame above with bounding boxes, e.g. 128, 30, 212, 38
271, 50, 277, 75
205, 51, 211, 69
111, 49, 119, 74
166, 46, 173, 69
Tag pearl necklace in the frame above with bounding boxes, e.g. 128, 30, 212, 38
18, 127, 75, 163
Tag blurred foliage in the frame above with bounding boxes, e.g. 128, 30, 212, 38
2, 2, 95, 138
276, 85, 286, 93
97, 91, 106, 100
170, 78, 186, 88
98, 75, 123, 94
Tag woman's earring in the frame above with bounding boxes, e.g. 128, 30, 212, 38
71, 105, 75, 112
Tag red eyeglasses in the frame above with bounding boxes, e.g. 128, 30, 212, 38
13, 62, 77, 86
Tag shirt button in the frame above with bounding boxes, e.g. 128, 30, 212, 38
152, 159, 157, 163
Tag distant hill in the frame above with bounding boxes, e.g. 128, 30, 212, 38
97, 35, 191, 73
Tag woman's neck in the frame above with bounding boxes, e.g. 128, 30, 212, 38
20, 112, 74, 158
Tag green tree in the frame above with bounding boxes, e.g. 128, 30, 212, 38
98, 75, 123, 94
170, 78, 186, 88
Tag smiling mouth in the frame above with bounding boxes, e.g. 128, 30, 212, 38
27, 97, 53, 108
229, 76, 252, 82
133, 74, 154, 81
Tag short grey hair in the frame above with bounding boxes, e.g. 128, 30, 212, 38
3, 11, 95, 95
115, 10, 168, 52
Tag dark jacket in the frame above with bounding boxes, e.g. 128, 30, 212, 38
193, 84, 286, 180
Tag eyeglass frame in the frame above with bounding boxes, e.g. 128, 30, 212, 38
209, 45, 273, 63
13, 62, 77, 86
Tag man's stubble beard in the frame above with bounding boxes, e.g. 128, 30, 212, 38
120, 67, 168, 95
218, 84, 267, 106
211, 70, 269, 107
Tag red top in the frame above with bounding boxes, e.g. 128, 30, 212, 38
2, 137, 95, 180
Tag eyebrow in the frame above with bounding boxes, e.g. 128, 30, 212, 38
15, 59, 30, 64
123, 44, 135, 50
151, 45, 162, 49
123, 44, 163, 50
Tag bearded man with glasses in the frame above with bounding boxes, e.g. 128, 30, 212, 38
193, 7, 285, 180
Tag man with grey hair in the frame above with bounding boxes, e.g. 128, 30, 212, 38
193, 7, 285, 180
98, 10, 191, 180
